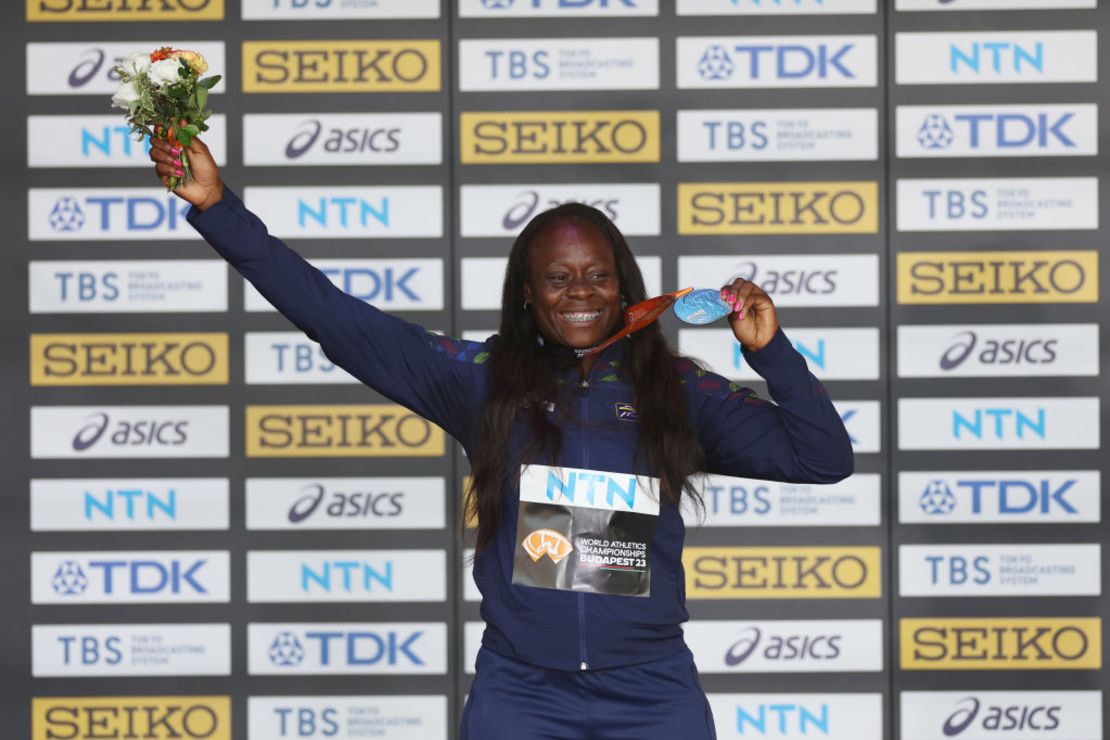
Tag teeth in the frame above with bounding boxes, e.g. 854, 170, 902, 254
562, 311, 601, 323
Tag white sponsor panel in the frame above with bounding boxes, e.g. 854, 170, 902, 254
896, 104, 1098, 158
897, 31, 1097, 85
897, 324, 1099, 378
678, 255, 879, 307
248, 696, 449, 740
685, 620, 884, 673
677, 36, 878, 89
459, 38, 658, 91
31, 478, 229, 531
898, 0, 1096, 10
837, 401, 881, 454
900, 544, 1101, 597
708, 693, 883, 740
679, 328, 880, 381
32, 551, 230, 605
247, 550, 446, 603
900, 470, 1101, 524
678, 108, 878, 162
243, 113, 442, 166
26, 42, 226, 96
463, 549, 480, 603
28, 115, 227, 168
898, 397, 1100, 450
465, 621, 484, 674
245, 259, 443, 312
460, 184, 661, 237
462, 330, 493, 344
462, 256, 660, 310
897, 178, 1099, 231
900, 691, 1102, 740
246, 477, 445, 530
520, 464, 660, 515
29, 260, 227, 314
245, 332, 357, 385
680, 0, 876, 14
29, 189, 201, 241
688, 474, 881, 527
243, 187, 442, 239
31, 406, 229, 459
32, 624, 230, 677
248, 623, 447, 675
243, 0, 440, 19
458, 0, 657, 16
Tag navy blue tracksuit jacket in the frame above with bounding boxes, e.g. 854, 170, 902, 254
187, 189, 855, 678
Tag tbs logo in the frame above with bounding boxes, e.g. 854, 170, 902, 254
698, 42, 858, 82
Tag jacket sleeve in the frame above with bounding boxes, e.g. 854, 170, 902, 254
186, 188, 481, 442
685, 328, 854, 484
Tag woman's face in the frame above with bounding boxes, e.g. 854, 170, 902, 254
523, 219, 622, 350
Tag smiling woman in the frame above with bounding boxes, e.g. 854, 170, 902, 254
147, 133, 853, 740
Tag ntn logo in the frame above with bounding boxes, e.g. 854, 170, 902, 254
85, 488, 176, 520
301, 560, 393, 592
951, 41, 1043, 73
736, 338, 824, 370
545, 469, 639, 508
82, 125, 151, 156
953, 408, 1043, 439
737, 703, 829, 734
298, 197, 388, 227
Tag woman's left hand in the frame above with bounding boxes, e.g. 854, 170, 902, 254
721, 278, 779, 351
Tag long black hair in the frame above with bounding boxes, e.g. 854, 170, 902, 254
466, 203, 705, 555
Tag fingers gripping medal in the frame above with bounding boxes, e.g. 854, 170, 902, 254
673, 288, 734, 325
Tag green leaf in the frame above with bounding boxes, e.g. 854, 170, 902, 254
194, 86, 208, 111
200, 74, 222, 90
175, 129, 194, 147
180, 124, 200, 137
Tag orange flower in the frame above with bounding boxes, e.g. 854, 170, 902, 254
149, 46, 177, 63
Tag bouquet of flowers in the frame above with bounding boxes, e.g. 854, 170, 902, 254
110, 47, 221, 190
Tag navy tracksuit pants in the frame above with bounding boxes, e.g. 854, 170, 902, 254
461, 647, 718, 740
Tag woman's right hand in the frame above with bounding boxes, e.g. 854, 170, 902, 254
149, 134, 224, 212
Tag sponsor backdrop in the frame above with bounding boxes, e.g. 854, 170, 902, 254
4, 1, 1106, 739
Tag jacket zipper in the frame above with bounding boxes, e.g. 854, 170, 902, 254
578, 376, 590, 670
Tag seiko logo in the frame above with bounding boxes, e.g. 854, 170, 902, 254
254, 412, 434, 450
906, 257, 1088, 296
909, 623, 1094, 664
471, 117, 649, 156
725, 627, 841, 666
72, 412, 189, 451
32, 0, 217, 14
284, 119, 401, 159
288, 483, 404, 523
685, 185, 872, 228
691, 553, 871, 591
940, 331, 1057, 370
35, 335, 226, 382
247, 43, 435, 88
35, 698, 228, 740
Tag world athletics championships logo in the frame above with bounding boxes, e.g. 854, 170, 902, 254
917, 115, 955, 150
52, 560, 89, 595
919, 481, 957, 515
698, 45, 735, 81
269, 631, 306, 666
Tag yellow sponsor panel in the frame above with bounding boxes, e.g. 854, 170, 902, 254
460, 111, 660, 164
683, 547, 881, 599
246, 405, 444, 457
901, 617, 1101, 670
33, 696, 230, 740
678, 182, 879, 235
462, 475, 477, 529
30, 333, 228, 386
242, 40, 440, 93
28, 0, 223, 21
897, 250, 1098, 304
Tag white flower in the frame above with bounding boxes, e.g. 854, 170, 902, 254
148, 58, 183, 88
120, 50, 151, 77
110, 80, 140, 110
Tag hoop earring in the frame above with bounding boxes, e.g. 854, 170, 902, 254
523, 299, 531, 311
619, 295, 628, 310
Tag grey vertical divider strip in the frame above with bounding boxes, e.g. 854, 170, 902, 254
882, 5, 894, 740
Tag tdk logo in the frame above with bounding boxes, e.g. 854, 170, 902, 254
318, 266, 421, 302
51, 558, 209, 596
953, 407, 1044, 440
85, 488, 177, 522
268, 630, 425, 667
950, 40, 1043, 75
298, 197, 389, 229
917, 112, 1076, 151
301, 560, 394, 593
920, 479, 1078, 516
737, 703, 830, 735
47, 194, 191, 234
698, 42, 857, 81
